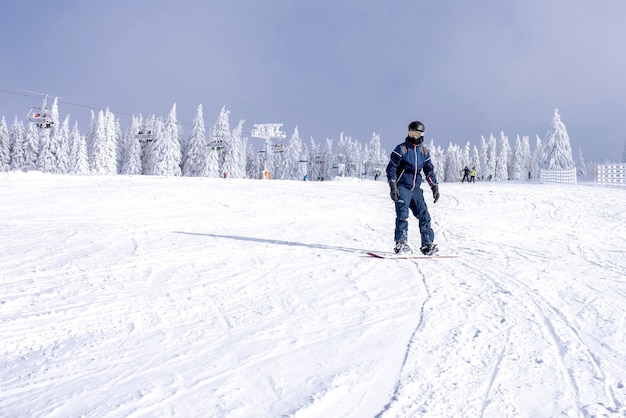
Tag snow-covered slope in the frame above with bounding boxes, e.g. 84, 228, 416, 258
1, 173, 625, 417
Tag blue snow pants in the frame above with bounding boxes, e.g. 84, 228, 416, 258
394, 185, 434, 246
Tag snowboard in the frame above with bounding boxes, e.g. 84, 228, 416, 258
366, 251, 459, 259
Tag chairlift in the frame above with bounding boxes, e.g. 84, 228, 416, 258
27, 94, 54, 128
136, 129, 153, 143
208, 139, 225, 150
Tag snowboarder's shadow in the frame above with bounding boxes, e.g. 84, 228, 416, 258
173, 231, 364, 254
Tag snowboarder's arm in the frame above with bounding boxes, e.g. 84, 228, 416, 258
422, 152, 438, 186
386, 146, 403, 182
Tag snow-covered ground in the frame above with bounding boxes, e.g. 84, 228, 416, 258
1, 172, 625, 417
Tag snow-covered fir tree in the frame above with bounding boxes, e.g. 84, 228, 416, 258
90, 109, 118, 174
119, 116, 143, 175
482, 134, 497, 180
520, 135, 532, 179
428, 139, 445, 183
36, 126, 55, 173
23, 122, 39, 171
222, 119, 246, 178
494, 131, 510, 181
530, 135, 543, 179
211, 106, 231, 175
147, 104, 183, 176
52, 116, 71, 173
246, 143, 263, 179
543, 108, 574, 169
470, 145, 481, 179
510, 135, 524, 180
576, 149, 588, 176
280, 127, 304, 180
462, 141, 471, 169
9, 118, 26, 171
203, 146, 221, 178
444, 142, 462, 182
0, 117, 10, 171
182, 105, 208, 177
366, 132, 385, 178
69, 122, 90, 174
140, 115, 158, 175
320, 138, 333, 180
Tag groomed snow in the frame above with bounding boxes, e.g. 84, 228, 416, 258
1, 172, 625, 417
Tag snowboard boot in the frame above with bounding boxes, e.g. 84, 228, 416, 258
420, 243, 438, 256
394, 242, 412, 254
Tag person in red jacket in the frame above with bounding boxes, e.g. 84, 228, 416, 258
385, 121, 440, 255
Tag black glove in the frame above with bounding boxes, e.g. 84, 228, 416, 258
389, 180, 400, 202
431, 184, 440, 203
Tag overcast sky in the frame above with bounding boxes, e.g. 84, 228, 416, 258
1, 1, 625, 162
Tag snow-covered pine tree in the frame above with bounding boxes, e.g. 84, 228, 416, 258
203, 146, 220, 178
9, 118, 26, 171
23, 122, 39, 171
149, 104, 182, 176
222, 119, 246, 178
281, 126, 304, 180
308, 138, 322, 181
428, 139, 445, 183
52, 116, 71, 173
69, 121, 89, 174
119, 116, 142, 175
530, 135, 543, 179
0, 117, 10, 171
444, 142, 462, 182
245, 143, 263, 179
140, 115, 158, 175
90, 109, 118, 174
510, 135, 524, 180
482, 134, 497, 180
462, 141, 471, 169
182, 104, 208, 177
470, 145, 481, 179
494, 131, 510, 181
520, 135, 532, 180
36, 126, 55, 173
576, 149, 588, 176
543, 108, 574, 169
366, 132, 385, 178
211, 106, 231, 175
321, 138, 333, 180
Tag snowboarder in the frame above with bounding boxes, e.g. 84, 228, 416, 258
386, 121, 440, 255
461, 166, 471, 183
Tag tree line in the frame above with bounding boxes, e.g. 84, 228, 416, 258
0, 100, 592, 181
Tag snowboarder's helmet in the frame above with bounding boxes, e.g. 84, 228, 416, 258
408, 121, 425, 132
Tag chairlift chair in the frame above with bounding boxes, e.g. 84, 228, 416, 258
27, 94, 54, 128
136, 129, 154, 143
208, 139, 225, 150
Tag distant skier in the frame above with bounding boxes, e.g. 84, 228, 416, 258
470, 167, 477, 183
386, 121, 440, 255
461, 166, 471, 183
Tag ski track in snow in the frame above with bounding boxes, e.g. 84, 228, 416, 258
1, 172, 625, 417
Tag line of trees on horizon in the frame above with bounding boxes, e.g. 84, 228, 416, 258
0, 100, 604, 182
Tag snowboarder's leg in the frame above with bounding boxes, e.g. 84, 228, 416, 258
394, 186, 411, 243
410, 188, 434, 246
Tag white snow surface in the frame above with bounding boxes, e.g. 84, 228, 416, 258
1, 172, 625, 417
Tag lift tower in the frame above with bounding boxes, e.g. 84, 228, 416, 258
251, 123, 286, 179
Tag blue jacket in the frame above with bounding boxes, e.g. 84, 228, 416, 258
386, 138, 438, 190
